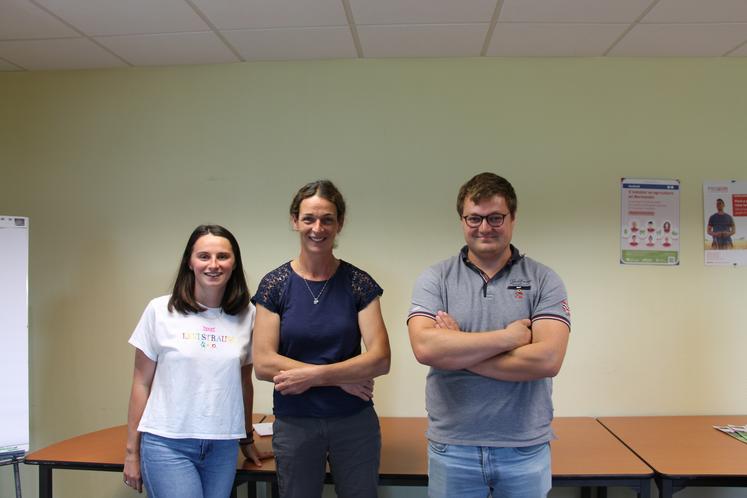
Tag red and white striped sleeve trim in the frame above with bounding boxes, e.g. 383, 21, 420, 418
531, 314, 571, 329
406, 311, 436, 323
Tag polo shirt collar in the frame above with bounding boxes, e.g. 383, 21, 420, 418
460, 244, 523, 280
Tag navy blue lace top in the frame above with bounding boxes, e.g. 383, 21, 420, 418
252, 260, 383, 417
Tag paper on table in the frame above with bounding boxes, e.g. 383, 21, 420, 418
253, 422, 273, 436
713, 425, 747, 444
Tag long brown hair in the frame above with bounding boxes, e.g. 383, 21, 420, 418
168, 225, 250, 315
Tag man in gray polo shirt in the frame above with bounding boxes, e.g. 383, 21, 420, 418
407, 172, 571, 498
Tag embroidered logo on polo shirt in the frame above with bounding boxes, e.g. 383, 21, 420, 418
507, 279, 531, 291
561, 299, 571, 317
508, 279, 530, 300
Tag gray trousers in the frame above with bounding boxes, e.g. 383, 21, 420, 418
272, 406, 381, 498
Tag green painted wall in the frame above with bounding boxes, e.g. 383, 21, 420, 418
1, 58, 745, 498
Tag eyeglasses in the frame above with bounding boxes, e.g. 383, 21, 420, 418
462, 212, 510, 228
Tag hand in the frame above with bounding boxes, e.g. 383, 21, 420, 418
123, 453, 143, 493
434, 311, 460, 330
505, 319, 532, 348
339, 379, 374, 401
273, 366, 322, 395
240, 442, 273, 467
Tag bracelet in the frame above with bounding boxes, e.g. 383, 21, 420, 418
239, 437, 254, 446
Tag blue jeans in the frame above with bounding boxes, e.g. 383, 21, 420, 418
140, 432, 239, 498
427, 440, 551, 498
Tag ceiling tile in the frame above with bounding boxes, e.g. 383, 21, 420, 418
33, 0, 209, 36
0, 58, 22, 71
349, 0, 496, 25
222, 27, 356, 60
0, 38, 127, 70
3, 0, 747, 68
94, 32, 238, 66
191, 0, 347, 30
358, 24, 487, 58
728, 42, 747, 56
487, 23, 627, 56
643, 0, 747, 23
0, 0, 79, 39
500, 0, 653, 23
610, 23, 747, 56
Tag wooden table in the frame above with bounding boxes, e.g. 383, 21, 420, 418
552, 418, 653, 497
24, 425, 128, 498
25, 415, 268, 498
233, 417, 435, 493
26, 417, 653, 498
599, 416, 747, 498
233, 417, 654, 497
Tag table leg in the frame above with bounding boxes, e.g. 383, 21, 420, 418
38, 465, 52, 498
657, 478, 673, 498
638, 478, 651, 498
232, 479, 260, 498
271, 479, 279, 498
13, 462, 22, 498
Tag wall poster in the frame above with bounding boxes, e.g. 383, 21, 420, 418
704, 181, 747, 266
621, 178, 680, 265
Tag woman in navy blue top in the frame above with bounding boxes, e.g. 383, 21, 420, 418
253, 180, 391, 498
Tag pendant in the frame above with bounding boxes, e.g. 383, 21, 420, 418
313, 298, 319, 304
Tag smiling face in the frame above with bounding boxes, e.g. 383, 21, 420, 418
461, 194, 515, 265
292, 194, 342, 256
189, 234, 235, 305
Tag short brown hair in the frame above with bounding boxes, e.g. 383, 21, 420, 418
289, 180, 346, 224
456, 172, 517, 217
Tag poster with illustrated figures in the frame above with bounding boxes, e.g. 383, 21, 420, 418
620, 178, 680, 265
704, 181, 747, 266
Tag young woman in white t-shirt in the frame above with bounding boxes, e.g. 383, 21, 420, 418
123, 225, 270, 497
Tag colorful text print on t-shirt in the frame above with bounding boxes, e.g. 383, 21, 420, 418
182, 326, 236, 350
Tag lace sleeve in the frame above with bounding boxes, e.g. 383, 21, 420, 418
349, 263, 383, 312
251, 263, 291, 314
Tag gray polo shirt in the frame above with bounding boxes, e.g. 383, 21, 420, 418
408, 245, 571, 447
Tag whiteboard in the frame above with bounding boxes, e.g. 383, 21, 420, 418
0, 216, 29, 458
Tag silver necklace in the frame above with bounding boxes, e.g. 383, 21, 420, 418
302, 277, 329, 305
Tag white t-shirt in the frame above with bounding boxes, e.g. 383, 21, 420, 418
129, 295, 255, 440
